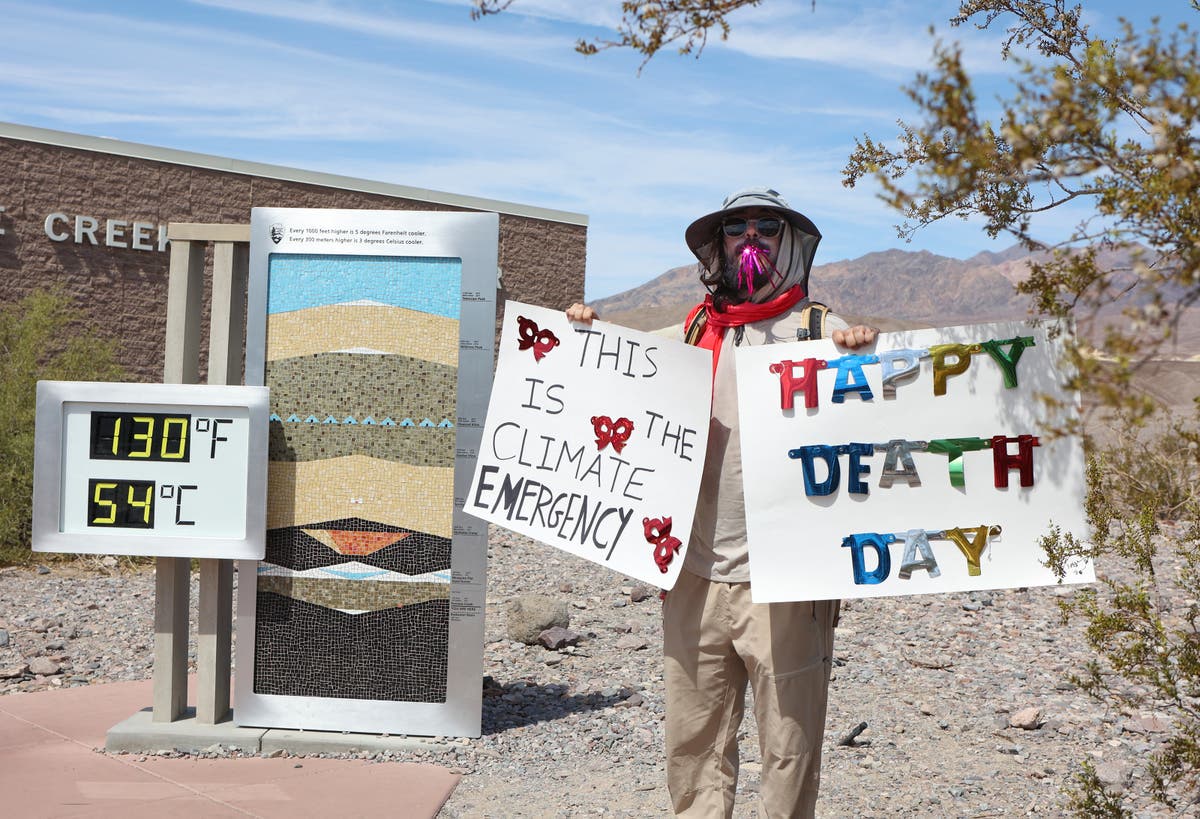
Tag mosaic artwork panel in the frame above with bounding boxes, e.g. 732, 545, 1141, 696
268, 421, 455, 466
266, 254, 462, 320
265, 353, 457, 425
266, 518, 451, 575
255, 592, 449, 702
257, 561, 451, 583
256, 575, 450, 613
266, 304, 458, 366
255, 253, 461, 705
266, 458, 454, 538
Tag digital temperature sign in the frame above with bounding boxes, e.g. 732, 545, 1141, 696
33, 382, 269, 559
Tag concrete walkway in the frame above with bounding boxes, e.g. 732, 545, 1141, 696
0, 679, 460, 817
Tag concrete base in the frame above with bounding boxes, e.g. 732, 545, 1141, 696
106, 708, 264, 754
106, 708, 464, 756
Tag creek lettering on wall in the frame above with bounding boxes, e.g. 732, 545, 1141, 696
43, 212, 169, 252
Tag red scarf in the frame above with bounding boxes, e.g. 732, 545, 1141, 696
685, 285, 806, 376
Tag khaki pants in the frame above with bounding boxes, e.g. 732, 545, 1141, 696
663, 570, 838, 818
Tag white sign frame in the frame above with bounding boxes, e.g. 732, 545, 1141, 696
737, 321, 1093, 603
32, 380, 268, 559
466, 302, 712, 589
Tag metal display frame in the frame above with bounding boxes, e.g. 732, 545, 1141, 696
235, 207, 497, 737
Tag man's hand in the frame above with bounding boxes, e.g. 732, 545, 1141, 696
566, 303, 599, 324
832, 325, 878, 349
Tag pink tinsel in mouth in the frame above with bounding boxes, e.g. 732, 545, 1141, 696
737, 243, 770, 296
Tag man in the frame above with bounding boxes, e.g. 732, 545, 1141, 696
569, 187, 875, 817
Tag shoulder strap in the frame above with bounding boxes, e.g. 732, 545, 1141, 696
796, 301, 829, 341
684, 304, 707, 346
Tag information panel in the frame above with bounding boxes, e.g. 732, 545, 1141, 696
32, 381, 269, 559
236, 207, 497, 739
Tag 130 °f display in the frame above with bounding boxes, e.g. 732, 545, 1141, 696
90, 411, 193, 462
33, 381, 269, 558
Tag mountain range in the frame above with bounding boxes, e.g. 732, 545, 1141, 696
592, 244, 1194, 342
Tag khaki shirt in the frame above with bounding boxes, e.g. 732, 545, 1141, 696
678, 302, 849, 582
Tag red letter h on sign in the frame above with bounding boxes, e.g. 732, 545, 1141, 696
991, 434, 1040, 487
769, 358, 826, 410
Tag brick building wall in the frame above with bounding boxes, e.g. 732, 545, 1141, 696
0, 128, 587, 381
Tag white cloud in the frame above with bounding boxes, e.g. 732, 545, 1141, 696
188, 0, 573, 61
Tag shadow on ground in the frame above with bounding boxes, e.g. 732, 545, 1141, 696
480, 676, 637, 735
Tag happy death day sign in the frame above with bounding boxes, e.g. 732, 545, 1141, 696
737, 320, 1094, 603
466, 302, 712, 588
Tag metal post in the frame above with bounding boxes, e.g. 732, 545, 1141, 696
154, 238, 205, 722
195, 240, 248, 725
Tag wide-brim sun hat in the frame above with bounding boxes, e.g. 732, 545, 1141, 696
684, 186, 822, 263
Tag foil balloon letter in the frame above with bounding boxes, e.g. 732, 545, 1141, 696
769, 358, 826, 411
789, 444, 840, 496
929, 343, 982, 396
897, 529, 942, 579
591, 415, 634, 453
836, 442, 874, 495
944, 525, 1001, 576
516, 315, 561, 362
991, 434, 1040, 487
874, 439, 927, 488
878, 348, 928, 399
927, 437, 991, 488
981, 336, 1035, 389
828, 354, 879, 403
644, 516, 682, 574
841, 532, 896, 585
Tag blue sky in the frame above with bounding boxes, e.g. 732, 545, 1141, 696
0, 1, 1189, 299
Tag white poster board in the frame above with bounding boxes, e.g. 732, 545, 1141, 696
737, 321, 1092, 603
467, 302, 712, 588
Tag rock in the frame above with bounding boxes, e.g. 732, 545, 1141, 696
0, 629, 9, 647
36, 565, 51, 575
29, 617, 55, 633
1009, 706, 1044, 730
615, 634, 648, 651
0, 664, 29, 679
28, 658, 61, 676
629, 585, 654, 603
506, 595, 570, 645
1093, 761, 1132, 794
1128, 714, 1170, 734
537, 626, 580, 650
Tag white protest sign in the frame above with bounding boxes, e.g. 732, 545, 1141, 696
736, 320, 1093, 603
467, 302, 712, 588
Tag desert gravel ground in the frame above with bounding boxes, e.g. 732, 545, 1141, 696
1, 522, 1194, 818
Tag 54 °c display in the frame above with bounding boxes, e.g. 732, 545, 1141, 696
32, 382, 268, 559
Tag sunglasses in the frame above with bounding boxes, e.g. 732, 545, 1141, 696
722, 216, 784, 238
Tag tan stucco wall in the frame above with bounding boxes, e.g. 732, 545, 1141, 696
0, 136, 587, 381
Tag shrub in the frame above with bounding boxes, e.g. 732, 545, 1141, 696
0, 289, 124, 564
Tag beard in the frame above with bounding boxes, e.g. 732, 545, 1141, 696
722, 239, 779, 296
